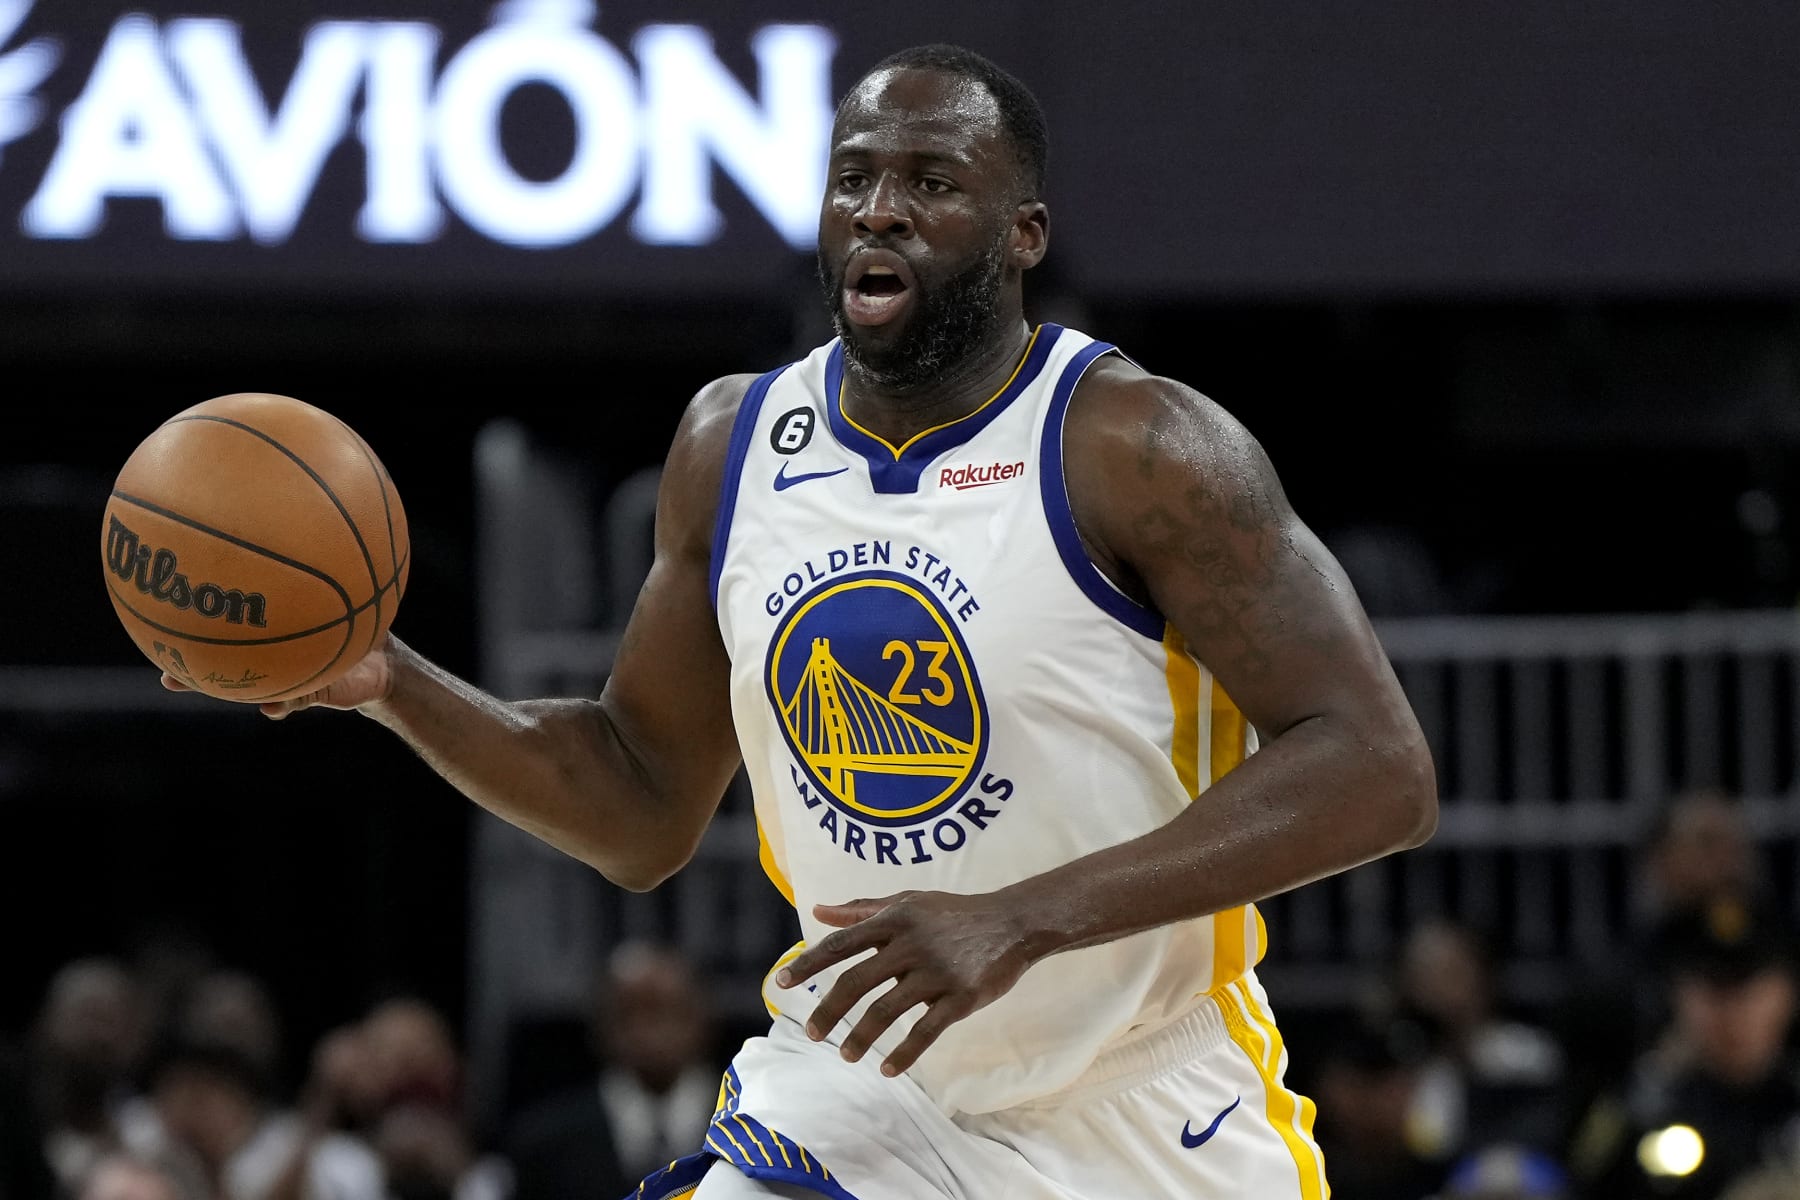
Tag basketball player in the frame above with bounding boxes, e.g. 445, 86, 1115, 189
166, 44, 1437, 1200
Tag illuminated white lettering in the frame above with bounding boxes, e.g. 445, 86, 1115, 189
166, 18, 367, 244
16, 7, 838, 251
356, 21, 441, 242
631, 23, 835, 248
23, 15, 232, 239
432, 11, 639, 247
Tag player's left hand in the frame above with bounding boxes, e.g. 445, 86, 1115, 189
776, 890, 1035, 1077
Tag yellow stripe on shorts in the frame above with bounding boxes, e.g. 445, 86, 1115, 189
1221, 981, 1329, 1200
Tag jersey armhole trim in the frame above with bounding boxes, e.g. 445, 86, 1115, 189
1038, 341, 1168, 640
709, 365, 790, 609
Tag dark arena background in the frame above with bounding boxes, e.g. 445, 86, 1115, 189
4, 4, 1800, 1200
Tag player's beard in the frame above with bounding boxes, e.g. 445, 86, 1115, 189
819, 236, 1009, 394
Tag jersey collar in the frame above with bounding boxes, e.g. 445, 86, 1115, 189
825, 324, 1063, 495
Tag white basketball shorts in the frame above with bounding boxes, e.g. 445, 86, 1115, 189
627, 972, 1329, 1200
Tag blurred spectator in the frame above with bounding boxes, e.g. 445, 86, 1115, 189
354, 998, 509, 1200
29, 957, 153, 1194
119, 968, 386, 1200
1310, 1009, 1446, 1200
1559, 788, 1765, 1140
124, 927, 220, 1062
1633, 789, 1762, 935
1569, 898, 1800, 1199
359, 1002, 462, 1121
1718, 1160, 1800, 1200
502, 943, 718, 1200
370, 1104, 505, 1200
1436, 1143, 1571, 1200
1396, 920, 1567, 1159
170, 974, 286, 1102
297, 1027, 387, 1142
74, 1153, 201, 1200
134, 1030, 383, 1200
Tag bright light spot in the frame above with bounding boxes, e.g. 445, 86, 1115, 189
1638, 1124, 1705, 1178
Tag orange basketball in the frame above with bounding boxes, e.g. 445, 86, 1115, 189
101, 393, 410, 704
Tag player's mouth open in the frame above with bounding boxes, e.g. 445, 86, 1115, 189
844, 260, 914, 326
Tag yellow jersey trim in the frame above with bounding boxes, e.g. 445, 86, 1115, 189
1162, 626, 1203, 800
761, 941, 807, 1018
733, 1114, 775, 1167
1209, 674, 1247, 786
837, 326, 1044, 460
1209, 674, 1253, 987
756, 816, 795, 907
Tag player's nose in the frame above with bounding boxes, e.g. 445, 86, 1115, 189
853, 173, 913, 238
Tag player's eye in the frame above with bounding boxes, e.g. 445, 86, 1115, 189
836, 171, 869, 191
919, 177, 954, 194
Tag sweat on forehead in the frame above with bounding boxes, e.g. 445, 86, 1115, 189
841, 64, 1000, 118
835, 70, 1004, 153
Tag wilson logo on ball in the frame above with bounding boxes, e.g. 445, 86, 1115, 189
105, 516, 269, 627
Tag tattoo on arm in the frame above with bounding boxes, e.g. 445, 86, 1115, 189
1125, 403, 1344, 690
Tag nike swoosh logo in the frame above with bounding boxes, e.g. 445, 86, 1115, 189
1180, 1096, 1241, 1149
773, 464, 848, 491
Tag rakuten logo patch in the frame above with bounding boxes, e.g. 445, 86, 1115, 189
939, 460, 1025, 491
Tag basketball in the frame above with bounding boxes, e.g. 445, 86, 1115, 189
100, 393, 410, 704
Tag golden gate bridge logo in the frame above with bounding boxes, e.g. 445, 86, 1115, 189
767, 573, 985, 824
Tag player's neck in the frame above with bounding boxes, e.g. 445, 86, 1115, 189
840, 319, 1034, 447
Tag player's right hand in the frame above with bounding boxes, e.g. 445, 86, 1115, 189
159, 634, 398, 720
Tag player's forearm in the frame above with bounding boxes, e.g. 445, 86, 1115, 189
360, 641, 699, 890
1000, 714, 1436, 962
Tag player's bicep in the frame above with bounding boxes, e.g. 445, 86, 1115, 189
1099, 385, 1405, 738
602, 540, 740, 799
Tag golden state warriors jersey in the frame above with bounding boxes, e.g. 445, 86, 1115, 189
710, 324, 1267, 1116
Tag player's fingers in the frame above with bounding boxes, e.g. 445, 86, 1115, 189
159, 673, 190, 692
837, 980, 931, 1063
811, 894, 906, 928
260, 695, 314, 720
878, 995, 974, 1078
779, 918, 890, 989
802, 953, 900, 1042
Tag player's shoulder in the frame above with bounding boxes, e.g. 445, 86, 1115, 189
663, 372, 765, 479
659, 373, 765, 550
1065, 351, 1264, 476
677, 372, 766, 458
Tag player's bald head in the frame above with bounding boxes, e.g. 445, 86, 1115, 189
837, 44, 1048, 197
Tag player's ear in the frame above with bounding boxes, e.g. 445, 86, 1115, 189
1011, 201, 1049, 269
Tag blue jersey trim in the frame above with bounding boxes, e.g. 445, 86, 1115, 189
627, 1113, 861, 1200
709, 365, 791, 609
825, 325, 1064, 495
628, 1153, 711, 1199
1038, 341, 1167, 640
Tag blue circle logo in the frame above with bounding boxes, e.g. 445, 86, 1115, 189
765, 571, 987, 825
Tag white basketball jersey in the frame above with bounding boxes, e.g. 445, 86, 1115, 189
711, 323, 1265, 1116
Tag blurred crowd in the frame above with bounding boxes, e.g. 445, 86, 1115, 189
0, 941, 722, 1200
5, 788, 1799, 1200
1314, 788, 1800, 1200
